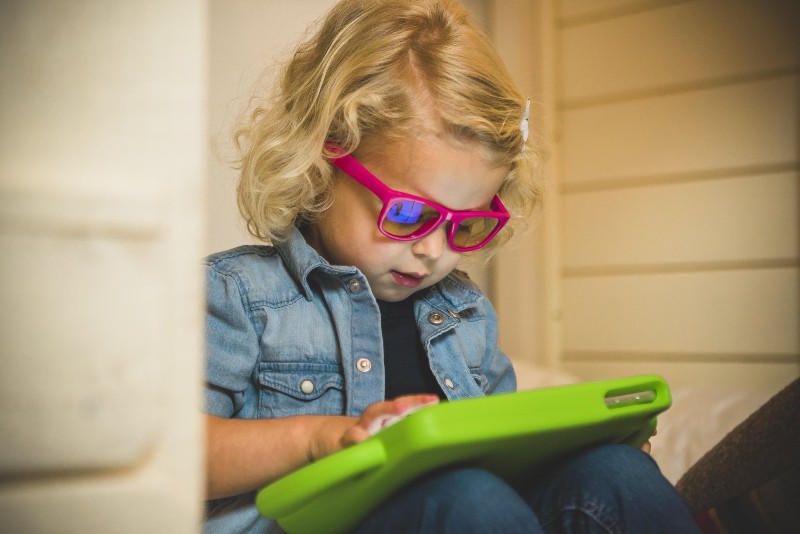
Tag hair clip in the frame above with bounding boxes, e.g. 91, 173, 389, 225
520, 97, 530, 154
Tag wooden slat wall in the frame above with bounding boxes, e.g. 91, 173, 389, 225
552, 0, 800, 392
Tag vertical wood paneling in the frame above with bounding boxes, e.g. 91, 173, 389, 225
563, 269, 799, 355
541, 0, 800, 395
561, 0, 800, 102
490, 0, 552, 365
561, 76, 798, 185
563, 172, 799, 268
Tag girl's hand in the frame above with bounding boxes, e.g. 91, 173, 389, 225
342, 394, 440, 446
206, 395, 439, 499
307, 394, 439, 464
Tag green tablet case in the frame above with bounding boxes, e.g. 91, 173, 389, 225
256, 375, 671, 533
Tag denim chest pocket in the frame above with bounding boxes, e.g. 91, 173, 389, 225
257, 362, 345, 418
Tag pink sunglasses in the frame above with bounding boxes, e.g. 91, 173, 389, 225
327, 144, 509, 252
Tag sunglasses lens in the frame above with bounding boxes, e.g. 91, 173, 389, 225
452, 217, 501, 249
381, 199, 440, 237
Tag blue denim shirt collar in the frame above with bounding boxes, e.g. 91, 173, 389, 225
274, 226, 357, 300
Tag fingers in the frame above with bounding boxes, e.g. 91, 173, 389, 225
341, 424, 371, 446
360, 394, 439, 423
385, 394, 440, 414
641, 440, 652, 454
342, 394, 440, 446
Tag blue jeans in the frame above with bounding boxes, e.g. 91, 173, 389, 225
353, 444, 699, 533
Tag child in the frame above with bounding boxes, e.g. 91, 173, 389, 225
204, 1, 699, 532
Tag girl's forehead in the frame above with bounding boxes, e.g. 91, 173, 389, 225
355, 134, 507, 210
359, 130, 498, 171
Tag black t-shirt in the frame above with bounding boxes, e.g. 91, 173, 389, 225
376, 297, 445, 400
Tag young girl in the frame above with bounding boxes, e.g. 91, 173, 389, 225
204, 1, 699, 532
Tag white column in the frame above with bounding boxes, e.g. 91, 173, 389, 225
0, 1, 206, 531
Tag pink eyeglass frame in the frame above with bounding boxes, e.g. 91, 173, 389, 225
326, 143, 510, 252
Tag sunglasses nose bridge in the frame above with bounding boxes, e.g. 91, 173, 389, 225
416, 212, 447, 240
411, 220, 449, 258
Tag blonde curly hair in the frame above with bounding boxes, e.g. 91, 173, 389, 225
235, 0, 541, 256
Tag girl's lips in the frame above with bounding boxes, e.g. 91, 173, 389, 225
391, 270, 426, 288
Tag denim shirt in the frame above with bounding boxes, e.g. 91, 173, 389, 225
204, 227, 516, 533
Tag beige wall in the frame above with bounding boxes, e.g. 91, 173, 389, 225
207, 0, 338, 255
493, 0, 800, 394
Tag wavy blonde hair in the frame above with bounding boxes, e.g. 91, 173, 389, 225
235, 0, 541, 256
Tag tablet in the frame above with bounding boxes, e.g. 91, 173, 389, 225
256, 375, 671, 533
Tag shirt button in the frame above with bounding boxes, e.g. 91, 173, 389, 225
444, 378, 455, 389
428, 311, 445, 325
348, 279, 361, 293
356, 358, 372, 373
299, 379, 315, 394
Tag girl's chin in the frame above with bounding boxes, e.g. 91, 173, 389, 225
373, 287, 412, 302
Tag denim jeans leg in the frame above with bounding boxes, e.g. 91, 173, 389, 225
353, 467, 545, 534
522, 443, 700, 534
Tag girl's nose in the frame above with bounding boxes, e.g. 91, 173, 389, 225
411, 224, 448, 259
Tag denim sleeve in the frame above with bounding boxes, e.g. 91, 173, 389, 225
205, 263, 260, 417
481, 297, 517, 395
